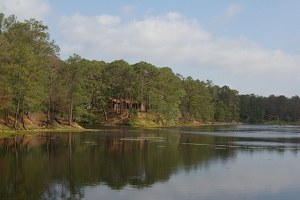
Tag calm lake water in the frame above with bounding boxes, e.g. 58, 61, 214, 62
1, 125, 300, 200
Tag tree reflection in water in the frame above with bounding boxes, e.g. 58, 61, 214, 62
0, 126, 299, 199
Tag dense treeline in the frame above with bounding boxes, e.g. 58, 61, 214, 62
0, 14, 299, 129
240, 94, 300, 123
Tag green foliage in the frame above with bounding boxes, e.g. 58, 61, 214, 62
129, 108, 138, 118
146, 67, 184, 125
239, 94, 300, 124
180, 77, 214, 123
0, 13, 59, 129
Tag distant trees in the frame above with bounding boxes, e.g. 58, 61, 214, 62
239, 94, 300, 123
239, 94, 266, 123
216, 86, 240, 122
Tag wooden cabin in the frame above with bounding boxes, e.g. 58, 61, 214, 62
110, 98, 146, 112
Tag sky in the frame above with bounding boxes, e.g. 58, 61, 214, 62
1, 0, 300, 97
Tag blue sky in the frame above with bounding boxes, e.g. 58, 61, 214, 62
1, 0, 300, 97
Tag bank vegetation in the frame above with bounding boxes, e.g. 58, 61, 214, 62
1, 13, 300, 131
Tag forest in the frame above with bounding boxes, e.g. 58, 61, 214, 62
1, 13, 300, 129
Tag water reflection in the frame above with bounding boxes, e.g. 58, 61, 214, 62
0, 125, 300, 199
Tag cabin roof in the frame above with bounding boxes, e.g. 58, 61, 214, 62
110, 98, 142, 104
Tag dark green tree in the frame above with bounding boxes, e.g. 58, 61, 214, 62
239, 94, 266, 123
45, 56, 65, 126
132, 61, 159, 113
81, 59, 108, 122
0, 14, 58, 129
149, 67, 185, 125
181, 77, 214, 123
287, 96, 300, 122
64, 54, 87, 126
214, 86, 240, 122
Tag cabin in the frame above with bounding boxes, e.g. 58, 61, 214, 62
110, 98, 146, 112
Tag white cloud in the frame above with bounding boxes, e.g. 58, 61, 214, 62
0, 0, 51, 21
120, 5, 138, 18
226, 4, 243, 18
58, 12, 300, 78
212, 4, 243, 25
58, 12, 211, 62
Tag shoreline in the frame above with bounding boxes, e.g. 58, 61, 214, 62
1, 121, 295, 138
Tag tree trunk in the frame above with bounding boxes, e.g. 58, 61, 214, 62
13, 98, 20, 129
21, 99, 26, 130
129, 95, 133, 109
124, 97, 129, 116
69, 76, 75, 126
47, 69, 54, 126
4, 108, 9, 125
69, 100, 73, 126
100, 100, 108, 121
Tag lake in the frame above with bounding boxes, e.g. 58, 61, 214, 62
1, 125, 300, 200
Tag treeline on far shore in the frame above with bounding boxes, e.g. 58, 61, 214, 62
0, 13, 299, 130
